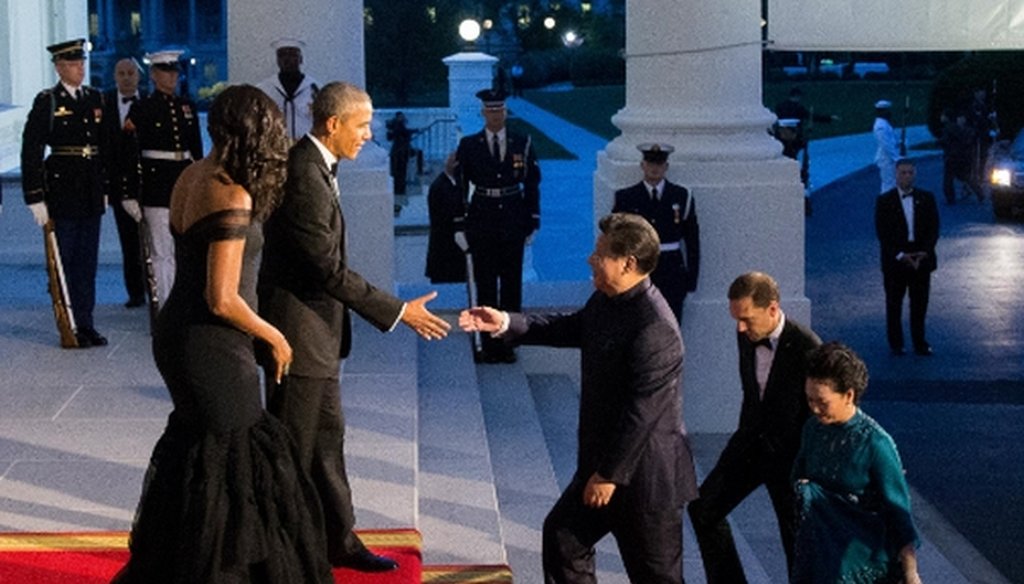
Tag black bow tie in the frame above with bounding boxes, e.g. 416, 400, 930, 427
329, 163, 339, 176
122, 95, 137, 104
901, 190, 914, 198
752, 337, 773, 350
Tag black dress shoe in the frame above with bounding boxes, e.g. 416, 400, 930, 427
80, 328, 108, 347
72, 332, 93, 349
914, 344, 933, 356
124, 296, 145, 308
334, 549, 398, 572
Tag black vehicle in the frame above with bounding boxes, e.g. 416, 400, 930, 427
988, 129, 1024, 219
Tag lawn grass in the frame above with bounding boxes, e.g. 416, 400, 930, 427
506, 116, 577, 160
523, 80, 934, 142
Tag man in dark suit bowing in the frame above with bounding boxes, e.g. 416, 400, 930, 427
102, 57, 147, 309
875, 158, 940, 356
455, 88, 541, 363
689, 272, 821, 583
460, 213, 698, 584
613, 143, 700, 322
259, 81, 450, 572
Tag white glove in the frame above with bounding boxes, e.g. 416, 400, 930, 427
29, 202, 49, 227
454, 231, 469, 252
122, 199, 143, 222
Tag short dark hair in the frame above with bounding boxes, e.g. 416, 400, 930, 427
311, 81, 370, 129
727, 272, 780, 307
806, 341, 870, 403
597, 213, 661, 275
895, 158, 916, 169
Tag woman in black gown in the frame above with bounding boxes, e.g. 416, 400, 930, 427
112, 85, 333, 583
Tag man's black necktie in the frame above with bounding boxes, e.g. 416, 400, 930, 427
651, 187, 659, 201
122, 95, 136, 104
74, 88, 82, 101
491, 134, 501, 163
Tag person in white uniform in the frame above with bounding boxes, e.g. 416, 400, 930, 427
256, 38, 320, 141
873, 99, 900, 194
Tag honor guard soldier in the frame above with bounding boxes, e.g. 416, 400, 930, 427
256, 37, 320, 140
21, 38, 109, 347
612, 143, 700, 322
126, 49, 204, 307
455, 88, 541, 363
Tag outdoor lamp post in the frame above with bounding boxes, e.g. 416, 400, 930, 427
459, 18, 481, 49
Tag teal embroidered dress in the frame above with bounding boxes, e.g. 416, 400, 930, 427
790, 409, 919, 584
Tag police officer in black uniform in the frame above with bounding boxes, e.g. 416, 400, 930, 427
456, 89, 541, 363
126, 49, 203, 308
21, 38, 109, 348
612, 144, 700, 322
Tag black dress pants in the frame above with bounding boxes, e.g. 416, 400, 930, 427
111, 197, 146, 301
883, 267, 931, 351
688, 448, 796, 584
267, 374, 368, 565
543, 476, 684, 584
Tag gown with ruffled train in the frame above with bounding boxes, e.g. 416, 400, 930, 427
112, 209, 333, 584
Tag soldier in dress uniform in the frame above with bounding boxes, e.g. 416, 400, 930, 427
20, 38, 109, 348
256, 38, 320, 141
455, 88, 541, 363
126, 49, 204, 307
612, 143, 700, 322
102, 57, 147, 308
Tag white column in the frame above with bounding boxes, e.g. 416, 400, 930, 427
594, 1, 809, 432
228, 0, 394, 292
442, 51, 497, 137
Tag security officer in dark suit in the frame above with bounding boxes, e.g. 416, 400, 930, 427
612, 144, 700, 322
103, 57, 147, 308
455, 88, 541, 363
20, 38, 109, 348
126, 49, 203, 308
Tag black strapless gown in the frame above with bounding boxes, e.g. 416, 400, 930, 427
112, 209, 333, 584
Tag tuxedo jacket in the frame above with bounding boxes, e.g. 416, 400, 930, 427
506, 279, 698, 510
102, 88, 147, 202
259, 136, 404, 378
874, 188, 940, 274
722, 318, 821, 479
613, 180, 700, 290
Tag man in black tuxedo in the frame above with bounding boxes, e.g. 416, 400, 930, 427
102, 57, 146, 308
460, 213, 698, 584
455, 89, 541, 363
874, 158, 940, 356
259, 81, 450, 572
688, 272, 821, 583
612, 143, 699, 322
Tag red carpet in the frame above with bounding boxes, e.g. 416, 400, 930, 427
0, 530, 421, 583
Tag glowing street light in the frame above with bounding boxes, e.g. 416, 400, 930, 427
543, 16, 556, 30
459, 19, 482, 44
562, 30, 583, 48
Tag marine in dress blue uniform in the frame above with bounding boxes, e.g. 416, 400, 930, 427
20, 38, 108, 347
455, 89, 541, 362
126, 50, 204, 306
612, 144, 700, 322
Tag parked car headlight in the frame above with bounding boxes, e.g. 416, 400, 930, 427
991, 168, 1013, 187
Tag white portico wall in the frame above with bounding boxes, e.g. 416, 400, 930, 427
227, 0, 394, 292
594, 2, 810, 432
443, 51, 497, 138
0, 0, 88, 171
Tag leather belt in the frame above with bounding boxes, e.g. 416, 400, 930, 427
141, 149, 192, 161
476, 186, 521, 198
50, 145, 99, 158
659, 242, 681, 252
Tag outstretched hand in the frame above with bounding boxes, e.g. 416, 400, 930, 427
458, 306, 504, 334
401, 291, 451, 340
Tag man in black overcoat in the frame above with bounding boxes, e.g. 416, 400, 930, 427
426, 152, 467, 283
688, 272, 821, 583
874, 158, 939, 356
259, 81, 449, 572
612, 143, 699, 322
460, 213, 698, 584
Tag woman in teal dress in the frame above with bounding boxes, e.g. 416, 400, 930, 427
791, 342, 923, 584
